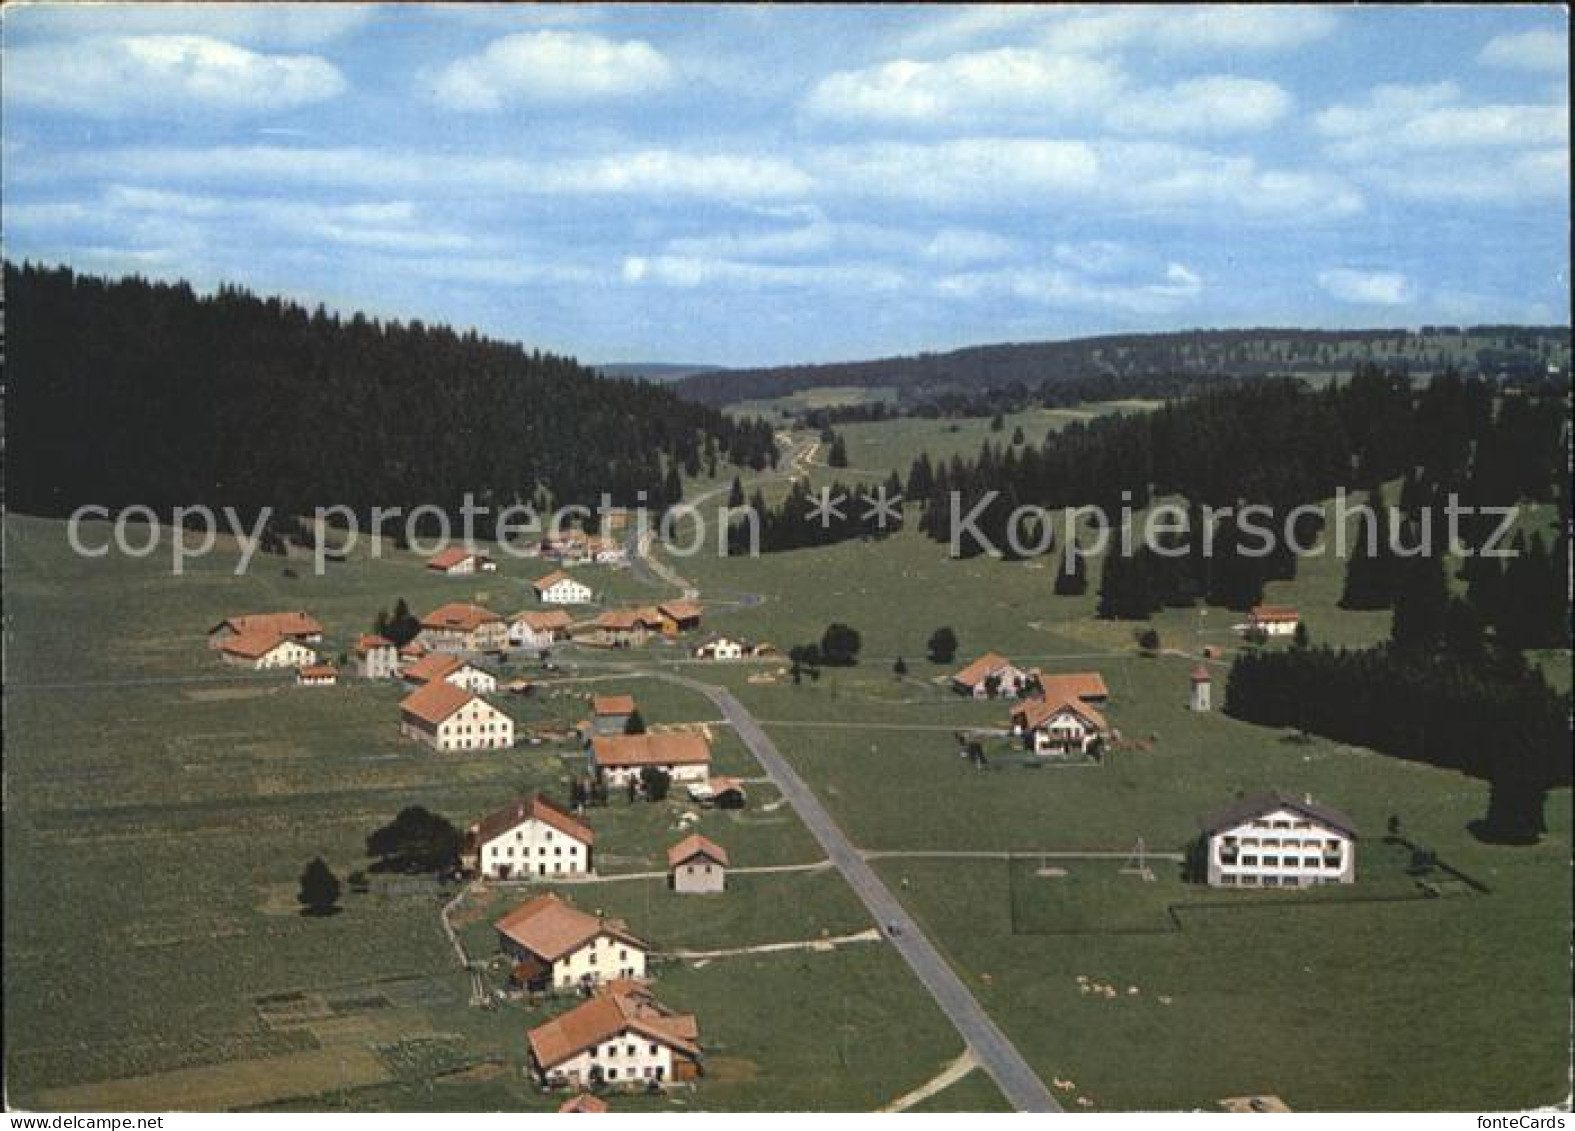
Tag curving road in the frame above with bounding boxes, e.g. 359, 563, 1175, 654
659, 672, 1061, 1113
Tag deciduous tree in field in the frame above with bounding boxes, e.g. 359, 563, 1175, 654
366, 806, 461, 873
639, 767, 671, 802
820, 623, 862, 666
927, 627, 958, 664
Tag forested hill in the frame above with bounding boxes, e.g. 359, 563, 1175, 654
6, 263, 776, 519
674, 326, 1571, 407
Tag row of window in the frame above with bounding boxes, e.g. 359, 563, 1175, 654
490, 844, 579, 858
1218, 874, 1338, 887
602, 1042, 661, 1057
1223, 854, 1341, 868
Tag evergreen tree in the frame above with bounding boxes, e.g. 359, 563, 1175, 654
298, 857, 342, 916
1054, 544, 1088, 596
1390, 551, 1450, 654
828, 435, 849, 468
1340, 490, 1397, 609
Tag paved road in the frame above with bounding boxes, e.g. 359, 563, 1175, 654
661, 672, 1061, 1113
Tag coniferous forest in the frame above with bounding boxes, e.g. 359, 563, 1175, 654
6, 263, 778, 522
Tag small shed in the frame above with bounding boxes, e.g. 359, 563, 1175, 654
668, 834, 729, 894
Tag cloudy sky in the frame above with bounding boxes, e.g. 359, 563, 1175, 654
3, 4, 1568, 366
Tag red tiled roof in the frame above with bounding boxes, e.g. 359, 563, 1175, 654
1035, 671, 1110, 703
533, 570, 577, 592
558, 1094, 608, 1113
427, 547, 481, 570
419, 602, 500, 632
402, 652, 465, 684
1250, 605, 1300, 622
1190, 664, 1213, 682
399, 680, 482, 726
298, 663, 337, 680
1012, 696, 1107, 733
355, 634, 395, 654
212, 611, 322, 638
467, 794, 594, 850
658, 600, 702, 622
591, 733, 711, 769
527, 986, 697, 1072
495, 893, 643, 963
952, 652, 1015, 688
592, 694, 636, 716
594, 608, 657, 630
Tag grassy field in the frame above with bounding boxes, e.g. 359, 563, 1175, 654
2, 514, 969, 1112
7, 388, 1571, 1113
649, 409, 1569, 1110
726, 384, 899, 420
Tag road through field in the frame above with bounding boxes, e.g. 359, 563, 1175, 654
658, 671, 1061, 1113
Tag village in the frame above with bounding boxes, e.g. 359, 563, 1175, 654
188, 521, 1383, 1110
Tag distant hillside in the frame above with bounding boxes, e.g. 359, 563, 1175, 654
6, 263, 776, 519
674, 327, 1571, 407
595, 362, 724, 383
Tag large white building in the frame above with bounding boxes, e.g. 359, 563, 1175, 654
415, 602, 508, 654
463, 794, 594, 879
354, 634, 400, 679
1199, 791, 1357, 888
399, 682, 514, 752
534, 570, 593, 605
219, 633, 319, 670
495, 893, 648, 991
527, 983, 700, 1090
509, 609, 573, 649
1008, 696, 1108, 756
207, 611, 323, 650
589, 733, 711, 788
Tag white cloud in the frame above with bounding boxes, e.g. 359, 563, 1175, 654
805, 47, 1288, 136
1104, 76, 1293, 135
804, 48, 1123, 126
29, 144, 814, 203
429, 30, 673, 110
921, 228, 1019, 264
4, 35, 345, 117
1317, 268, 1412, 306
810, 139, 1103, 204
1363, 147, 1571, 204
7, 3, 374, 47
936, 259, 1203, 314
1034, 6, 1335, 55
27, 185, 474, 256
806, 138, 1361, 220
891, 5, 1335, 57
1052, 240, 1132, 274
1316, 82, 1567, 160
620, 254, 905, 291
1480, 28, 1567, 72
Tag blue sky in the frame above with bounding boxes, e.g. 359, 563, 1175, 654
3, 4, 1568, 366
